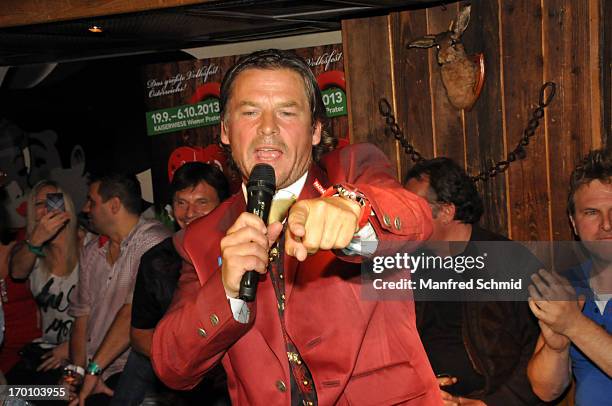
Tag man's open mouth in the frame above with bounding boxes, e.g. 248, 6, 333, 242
255, 147, 282, 161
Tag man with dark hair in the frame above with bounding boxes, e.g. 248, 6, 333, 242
169, 162, 230, 230
66, 173, 170, 405
111, 162, 230, 405
94, 173, 143, 216
405, 158, 483, 238
528, 149, 612, 404
152, 49, 441, 405
405, 157, 542, 406
217, 49, 336, 165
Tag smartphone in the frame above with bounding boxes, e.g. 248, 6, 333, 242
46, 193, 65, 212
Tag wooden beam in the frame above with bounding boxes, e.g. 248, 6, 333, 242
543, 0, 597, 241
500, 0, 551, 242
588, 0, 603, 149
390, 8, 434, 181
606, 0, 612, 148
343, 15, 398, 173
463, 0, 509, 236
0, 0, 214, 28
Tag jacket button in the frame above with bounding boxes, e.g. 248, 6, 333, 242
383, 214, 391, 227
210, 314, 219, 326
198, 328, 207, 337
276, 380, 287, 392
394, 216, 401, 230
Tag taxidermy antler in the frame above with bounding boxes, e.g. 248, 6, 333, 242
407, 5, 485, 110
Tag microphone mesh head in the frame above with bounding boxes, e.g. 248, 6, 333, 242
248, 163, 276, 186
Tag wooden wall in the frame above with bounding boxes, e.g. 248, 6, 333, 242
606, 0, 612, 148
342, 0, 606, 241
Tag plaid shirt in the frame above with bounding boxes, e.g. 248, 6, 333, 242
69, 217, 170, 379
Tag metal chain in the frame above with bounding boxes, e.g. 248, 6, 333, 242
378, 82, 556, 182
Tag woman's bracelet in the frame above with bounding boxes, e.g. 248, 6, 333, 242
85, 361, 103, 376
64, 364, 85, 377
25, 240, 45, 257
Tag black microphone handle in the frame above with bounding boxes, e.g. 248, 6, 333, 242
239, 186, 274, 302
239, 271, 259, 302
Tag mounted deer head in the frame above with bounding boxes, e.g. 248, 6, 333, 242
407, 5, 485, 110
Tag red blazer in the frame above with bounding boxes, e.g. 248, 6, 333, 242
152, 144, 442, 405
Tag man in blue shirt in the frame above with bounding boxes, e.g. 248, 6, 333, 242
528, 149, 612, 404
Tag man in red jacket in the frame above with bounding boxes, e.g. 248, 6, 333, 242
151, 49, 441, 405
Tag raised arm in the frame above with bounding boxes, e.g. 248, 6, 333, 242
320, 143, 433, 242
527, 269, 578, 401
9, 210, 70, 279
284, 144, 432, 261
527, 328, 571, 401
530, 269, 612, 377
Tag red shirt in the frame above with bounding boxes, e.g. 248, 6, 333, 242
0, 242, 41, 372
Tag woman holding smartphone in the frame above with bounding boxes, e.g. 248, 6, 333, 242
8, 180, 79, 385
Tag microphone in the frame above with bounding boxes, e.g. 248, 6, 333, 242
239, 163, 276, 302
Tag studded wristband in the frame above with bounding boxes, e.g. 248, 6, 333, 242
322, 184, 372, 229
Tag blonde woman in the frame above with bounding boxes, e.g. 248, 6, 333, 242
8, 180, 79, 384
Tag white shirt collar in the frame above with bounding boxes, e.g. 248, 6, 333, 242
242, 171, 308, 202
242, 171, 308, 224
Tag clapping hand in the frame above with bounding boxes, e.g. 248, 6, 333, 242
528, 269, 585, 338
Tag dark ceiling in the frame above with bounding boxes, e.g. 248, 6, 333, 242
0, 0, 446, 66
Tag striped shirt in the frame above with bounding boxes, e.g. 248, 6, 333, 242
69, 217, 170, 379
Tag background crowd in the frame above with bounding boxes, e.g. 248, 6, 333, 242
0, 49, 609, 406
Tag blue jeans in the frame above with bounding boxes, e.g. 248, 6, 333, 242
111, 350, 230, 406
110, 351, 156, 406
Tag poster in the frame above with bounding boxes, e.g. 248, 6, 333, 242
142, 44, 348, 211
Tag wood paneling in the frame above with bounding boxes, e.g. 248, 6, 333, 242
500, 0, 551, 241
588, 0, 604, 151
342, 16, 398, 175
462, 0, 508, 235
426, 3, 465, 166
543, 0, 594, 241
604, 0, 611, 148
390, 9, 434, 181
343, 0, 605, 245
0, 0, 213, 28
